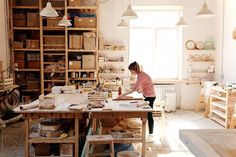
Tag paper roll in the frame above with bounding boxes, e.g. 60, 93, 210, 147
20, 103, 39, 110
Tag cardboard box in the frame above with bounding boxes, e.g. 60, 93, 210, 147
82, 55, 95, 69
69, 35, 83, 49
68, 0, 81, 6
74, 17, 96, 28
13, 13, 26, 27
26, 40, 39, 49
47, 18, 61, 27
27, 12, 39, 27
69, 61, 81, 70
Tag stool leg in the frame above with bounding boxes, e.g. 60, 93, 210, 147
110, 141, 114, 157
86, 142, 90, 157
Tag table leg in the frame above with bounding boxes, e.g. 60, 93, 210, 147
25, 118, 29, 157
142, 118, 146, 157
75, 117, 79, 157
92, 118, 97, 135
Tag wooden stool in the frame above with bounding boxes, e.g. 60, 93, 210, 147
86, 134, 114, 157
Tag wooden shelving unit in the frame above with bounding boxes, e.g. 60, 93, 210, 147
209, 86, 236, 128
9, 0, 99, 97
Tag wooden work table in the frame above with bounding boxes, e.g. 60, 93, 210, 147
180, 129, 236, 157
14, 93, 152, 157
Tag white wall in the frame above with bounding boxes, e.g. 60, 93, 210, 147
219, 0, 236, 83
99, 0, 217, 109
0, 0, 8, 70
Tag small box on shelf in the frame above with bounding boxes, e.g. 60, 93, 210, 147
13, 41, 24, 49
27, 12, 39, 27
69, 35, 83, 49
26, 39, 39, 49
69, 61, 81, 70
82, 55, 95, 69
47, 18, 62, 27
13, 12, 26, 27
68, 0, 81, 6
74, 16, 96, 28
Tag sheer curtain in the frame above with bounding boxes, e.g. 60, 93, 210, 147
129, 8, 182, 79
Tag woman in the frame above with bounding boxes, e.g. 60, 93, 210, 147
118, 61, 156, 140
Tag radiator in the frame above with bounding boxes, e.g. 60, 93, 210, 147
154, 84, 176, 112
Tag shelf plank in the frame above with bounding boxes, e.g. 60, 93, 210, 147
211, 109, 226, 119
43, 53, 65, 56
188, 61, 214, 63
13, 49, 40, 51
69, 78, 97, 81
68, 70, 96, 72
15, 69, 40, 72
12, 6, 39, 9
67, 27, 97, 31
211, 116, 226, 127
13, 27, 40, 30
43, 62, 65, 65
68, 49, 97, 52
44, 70, 65, 73
99, 61, 124, 63
44, 80, 65, 82
211, 101, 226, 110
67, 6, 97, 10
43, 27, 65, 30
29, 136, 75, 144
210, 94, 227, 101
98, 50, 126, 53
43, 49, 66, 51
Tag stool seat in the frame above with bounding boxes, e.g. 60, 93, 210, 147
86, 134, 114, 157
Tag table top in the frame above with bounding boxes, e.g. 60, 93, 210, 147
14, 93, 152, 114
179, 129, 236, 157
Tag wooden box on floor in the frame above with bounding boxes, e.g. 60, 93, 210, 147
13, 13, 26, 27
68, 0, 81, 6
82, 55, 95, 69
69, 35, 83, 49
27, 12, 39, 27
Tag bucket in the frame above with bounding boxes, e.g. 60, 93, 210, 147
117, 151, 141, 157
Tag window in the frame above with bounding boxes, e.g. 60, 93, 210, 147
129, 7, 182, 79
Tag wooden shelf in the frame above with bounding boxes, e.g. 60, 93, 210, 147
211, 101, 226, 110
22, 89, 40, 92
13, 27, 40, 30
13, 49, 40, 51
43, 49, 66, 51
99, 61, 124, 63
44, 70, 65, 73
211, 109, 226, 119
12, 6, 39, 9
44, 80, 65, 82
186, 49, 216, 51
43, 53, 65, 56
67, 27, 97, 31
43, 62, 65, 65
67, 6, 97, 10
43, 27, 65, 30
43, 44, 65, 47
68, 49, 97, 52
15, 69, 40, 72
188, 61, 214, 63
29, 136, 75, 144
211, 116, 226, 126
69, 78, 96, 81
68, 70, 96, 72
98, 50, 126, 53
210, 94, 227, 101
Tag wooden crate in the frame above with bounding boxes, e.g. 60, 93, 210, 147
0, 77, 14, 90
26, 39, 39, 49
27, 12, 39, 27
74, 17, 96, 28
69, 61, 81, 70
47, 18, 61, 27
27, 61, 40, 69
82, 55, 95, 69
69, 35, 83, 49
44, 35, 65, 45
13, 13, 26, 27
68, 0, 81, 6
13, 41, 24, 49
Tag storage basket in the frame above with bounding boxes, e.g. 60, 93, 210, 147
74, 16, 96, 28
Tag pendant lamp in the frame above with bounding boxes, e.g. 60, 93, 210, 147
196, 0, 214, 17
121, 1, 137, 19
40, 2, 59, 17
58, 15, 72, 27
176, 16, 188, 27
117, 19, 129, 29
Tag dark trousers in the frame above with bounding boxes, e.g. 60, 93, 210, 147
144, 97, 156, 134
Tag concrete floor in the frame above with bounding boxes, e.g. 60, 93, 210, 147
0, 110, 222, 157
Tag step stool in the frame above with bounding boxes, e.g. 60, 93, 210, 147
86, 134, 114, 157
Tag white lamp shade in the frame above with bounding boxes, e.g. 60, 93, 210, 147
121, 4, 138, 19
176, 17, 189, 27
40, 2, 59, 17
196, 3, 215, 17
117, 19, 128, 29
58, 15, 72, 27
